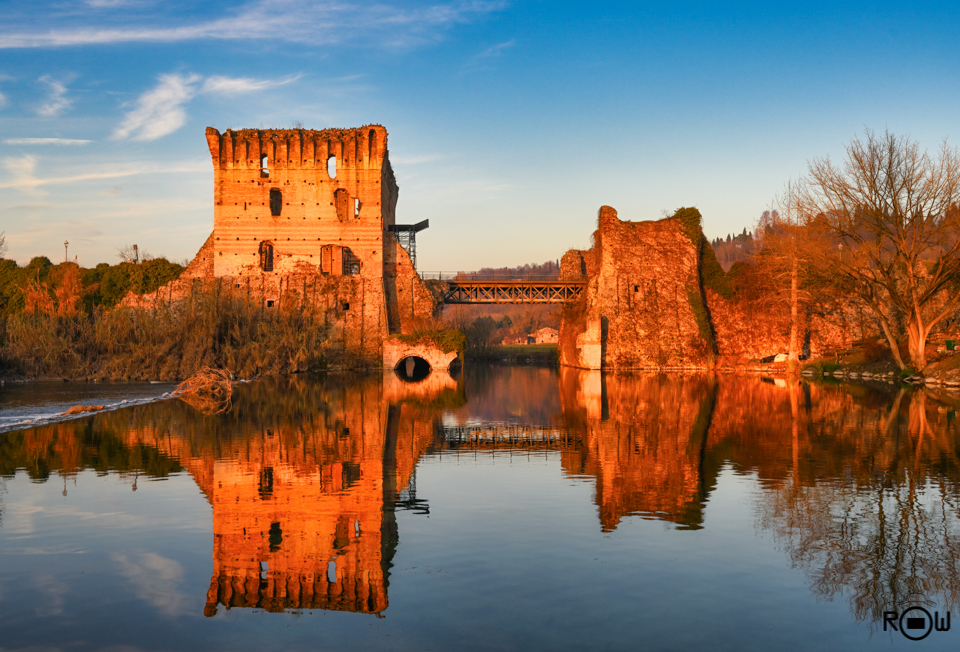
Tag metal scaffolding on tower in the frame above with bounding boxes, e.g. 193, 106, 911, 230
388, 219, 429, 270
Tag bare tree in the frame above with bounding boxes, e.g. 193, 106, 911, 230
754, 198, 811, 367
797, 130, 960, 371
116, 244, 153, 263
0, 231, 6, 259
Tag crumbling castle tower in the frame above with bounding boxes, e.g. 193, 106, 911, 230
153, 126, 455, 369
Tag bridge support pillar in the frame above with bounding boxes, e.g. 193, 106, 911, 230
383, 338, 460, 372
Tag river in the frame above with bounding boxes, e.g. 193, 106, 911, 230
0, 365, 957, 650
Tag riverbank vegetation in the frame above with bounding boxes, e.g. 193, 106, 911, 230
0, 283, 341, 380
738, 129, 960, 374
0, 256, 184, 316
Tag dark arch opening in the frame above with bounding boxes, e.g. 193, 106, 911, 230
395, 356, 430, 382
368, 129, 376, 162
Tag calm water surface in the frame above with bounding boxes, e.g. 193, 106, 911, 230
1, 366, 959, 650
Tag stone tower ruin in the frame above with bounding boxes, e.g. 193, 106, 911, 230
205, 126, 395, 279
140, 125, 458, 370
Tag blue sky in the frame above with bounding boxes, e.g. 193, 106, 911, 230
1, 1, 958, 270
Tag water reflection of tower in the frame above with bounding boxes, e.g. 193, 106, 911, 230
200, 375, 451, 617
203, 384, 407, 616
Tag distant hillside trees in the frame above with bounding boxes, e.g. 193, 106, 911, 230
710, 230, 756, 271
0, 256, 184, 316
458, 260, 560, 280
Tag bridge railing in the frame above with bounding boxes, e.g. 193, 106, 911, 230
419, 271, 562, 282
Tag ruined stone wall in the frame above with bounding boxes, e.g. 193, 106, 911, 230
706, 279, 874, 360
559, 207, 710, 369
383, 234, 439, 333
558, 206, 879, 368
707, 289, 792, 361
560, 248, 597, 281
203, 126, 392, 347
558, 369, 710, 530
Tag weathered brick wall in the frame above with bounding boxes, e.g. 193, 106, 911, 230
558, 206, 880, 368
560, 248, 597, 281
559, 207, 710, 369
707, 284, 874, 360
383, 235, 438, 334
207, 126, 392, 279
707, 290, 792, 360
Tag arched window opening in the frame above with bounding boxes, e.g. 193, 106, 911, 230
268, 522, 283, 553
259, 241, 274, 272
368, 129, 376, 163
335, 188, 350, 222
261, 154, 269, 177
354, 198, 360, 218
327, 155, 337, 179
269, 189, 282, 216
258, 467, 273, 498
327, 559, 337, 584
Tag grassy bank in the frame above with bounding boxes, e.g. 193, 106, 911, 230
0, 287, 369, 381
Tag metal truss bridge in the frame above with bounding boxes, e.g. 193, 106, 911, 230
440, 425, 582, 451
419, 273, 585, 304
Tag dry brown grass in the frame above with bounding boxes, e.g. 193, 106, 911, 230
172, 367, 233, 414
62, 404, 104, 415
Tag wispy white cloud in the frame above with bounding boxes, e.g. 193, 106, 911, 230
477, 39, 515, 58
112, 73, 201, 141
0, 1, 506, 49
0, 91, 7, 108
0, 154, 207, 193
36, 76, 72, 117
113, 72, 303, 140
114, 552, 189, 617
4, 138, 91, 145
201, 73, 300, 95
459, 38, 516, 76
3, 155, 42, 197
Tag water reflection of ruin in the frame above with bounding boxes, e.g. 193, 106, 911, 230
4, 368, 960, 625
195, 375, 456, 616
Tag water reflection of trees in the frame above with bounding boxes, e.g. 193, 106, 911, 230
558, 369, 960, 625
754, 384, 960, 623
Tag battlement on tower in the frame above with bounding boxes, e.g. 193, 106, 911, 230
205, 126, 390, 174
